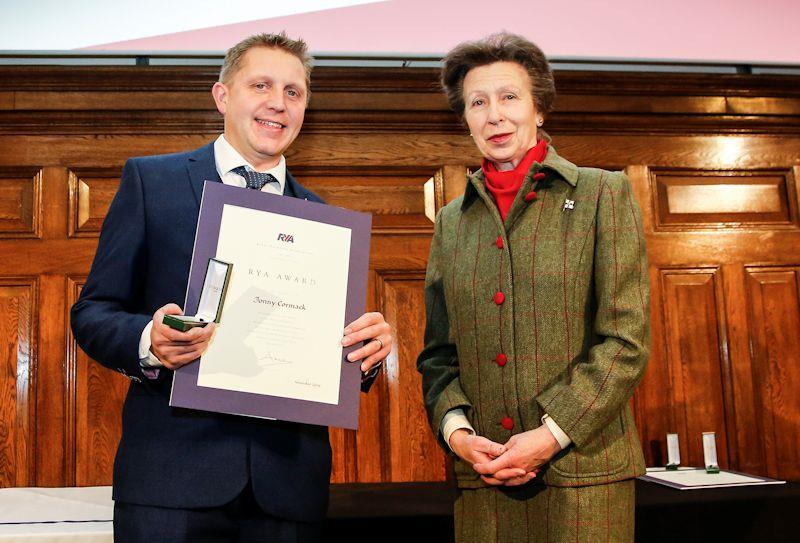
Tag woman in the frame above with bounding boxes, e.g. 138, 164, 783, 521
417, 33, 650, 542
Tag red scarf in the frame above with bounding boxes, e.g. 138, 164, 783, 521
482, 139, 548, 221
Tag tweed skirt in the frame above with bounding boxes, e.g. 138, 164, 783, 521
454, 480, 635, 543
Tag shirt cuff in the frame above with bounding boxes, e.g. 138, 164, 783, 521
138, 320, 164, 378
441, 408, 475, 452
542, 413, 572, 450
361, 359, 383, 382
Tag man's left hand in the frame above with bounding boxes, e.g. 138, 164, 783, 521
341, 312, 393, 372
472, 425, 561, 485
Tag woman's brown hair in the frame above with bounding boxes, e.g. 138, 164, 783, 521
441, 32, 555, 119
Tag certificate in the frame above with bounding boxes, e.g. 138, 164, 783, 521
639, 467, 786, 490
170, 181, 372, 429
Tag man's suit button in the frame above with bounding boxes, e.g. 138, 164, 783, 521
501, 416, 514, 430
533, 172, 546, 181
495, 236, 503, 249
493, 292, 505, 305
496, 353, 508, 367
524, 191, 538, 203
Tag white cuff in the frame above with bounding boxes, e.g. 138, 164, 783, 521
441, 409, 474, 452
361, 359, 383, 381
542, 413, 571, 450
138, 320, 164, 368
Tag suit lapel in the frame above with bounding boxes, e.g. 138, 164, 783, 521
187, 142, 222, 206
186, 143, 315, 204
284, 170, 305, 200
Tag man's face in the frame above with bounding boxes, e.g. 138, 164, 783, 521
212, 47, 308, 170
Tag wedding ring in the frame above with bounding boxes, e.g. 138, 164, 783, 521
372, 338, 384, 351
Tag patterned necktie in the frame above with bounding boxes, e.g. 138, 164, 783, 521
232, 166, 279, 191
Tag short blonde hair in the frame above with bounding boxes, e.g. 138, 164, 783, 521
219, 32, 313, 92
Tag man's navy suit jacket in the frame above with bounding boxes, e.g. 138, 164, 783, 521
71, 142, 334, 522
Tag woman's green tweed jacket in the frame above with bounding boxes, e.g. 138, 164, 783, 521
417, 145, 651, 488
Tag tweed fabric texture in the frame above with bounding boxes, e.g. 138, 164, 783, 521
417, 144, 650, 489
454, 481, 635, 542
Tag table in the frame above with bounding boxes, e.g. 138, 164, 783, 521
635, 478, 800, 542
325, 480, 800, 542
4, 481, 799, 542
0, 487, 112, 542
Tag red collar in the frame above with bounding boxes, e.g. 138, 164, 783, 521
482, 140, 548, 221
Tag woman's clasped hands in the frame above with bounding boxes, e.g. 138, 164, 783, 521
450, 425, 562, 487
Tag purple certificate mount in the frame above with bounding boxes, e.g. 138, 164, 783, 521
170, 182, 372, 430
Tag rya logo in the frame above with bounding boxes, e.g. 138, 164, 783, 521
277, 233, 294, 243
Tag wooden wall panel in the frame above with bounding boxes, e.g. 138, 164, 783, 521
744, 267, 800, 481
377, 271, 448, 482
632, 265, 671, 466
634, 158, 800, 475
0, 66, 799, 486
0, 168, 42, 239
67, 279, 128, 486
67, 170, 121, 238
652, 169, 797, 228
328, 426, 357, 483
658, 269, 731, 469
298, 168, 432, 234
0, 279, 36, 487
332, 270, 389, 484
353, 270, 388, 482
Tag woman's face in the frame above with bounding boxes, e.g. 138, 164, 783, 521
462, 61, 541, 170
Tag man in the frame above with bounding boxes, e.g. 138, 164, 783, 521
71, 32, 393, 542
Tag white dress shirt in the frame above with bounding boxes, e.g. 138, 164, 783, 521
213, 134, 287, 195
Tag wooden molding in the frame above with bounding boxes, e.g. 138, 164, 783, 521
67, 168, 122, 238
2, 67, 800, 136
0, 167, 42, 239
650, 168, 799, 230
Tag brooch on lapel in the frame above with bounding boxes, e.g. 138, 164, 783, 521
563, 199, 575, 211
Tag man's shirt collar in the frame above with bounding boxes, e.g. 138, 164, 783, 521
213, 134, 286, 194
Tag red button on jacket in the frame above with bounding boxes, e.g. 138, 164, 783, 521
524, 191, 537, 203
496, 236, 503, 249
533, 172, 546, 181
496, 353, 508, 367
493, 292, 505, 305
501, 416, 514, 430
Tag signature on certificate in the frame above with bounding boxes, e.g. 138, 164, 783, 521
258, 352, 293, 366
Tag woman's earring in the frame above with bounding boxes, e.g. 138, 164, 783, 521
536, 119, 543, 126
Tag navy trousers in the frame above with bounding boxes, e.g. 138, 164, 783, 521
113, 483, 322, 543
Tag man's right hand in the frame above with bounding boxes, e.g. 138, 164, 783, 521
150, 303, 215, 370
